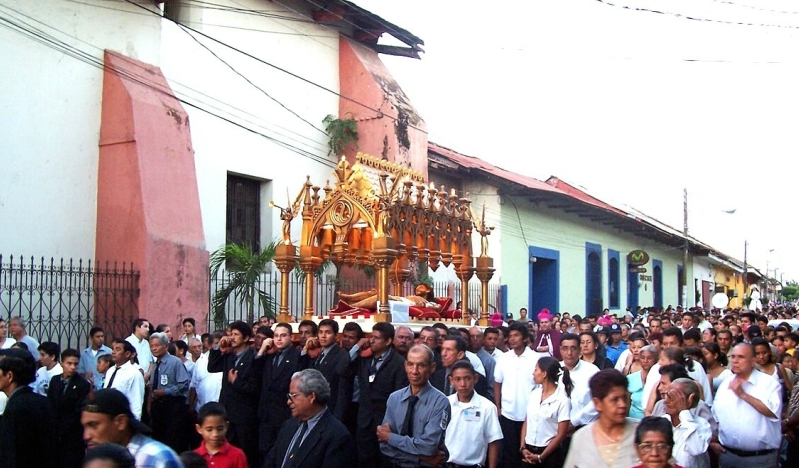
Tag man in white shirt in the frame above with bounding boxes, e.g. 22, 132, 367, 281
711, 343, 782, 468
558, 332, 599, 453
445, 360, 502, 468
125, 318, 153, 376
189, 333, 222, 412
104, 338, 145, 420
494, 322, 542, 468
661, 378, 711, 468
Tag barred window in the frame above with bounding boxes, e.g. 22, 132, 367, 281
226, 174, 261, 250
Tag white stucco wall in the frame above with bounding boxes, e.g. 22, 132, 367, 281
159, 0, 342, 253
1, 0, 345, 260
0, 0, 162, 259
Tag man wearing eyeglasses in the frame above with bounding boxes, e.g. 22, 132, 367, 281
262, 369, 354, 468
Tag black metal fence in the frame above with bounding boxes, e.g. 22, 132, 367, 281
0, 255, 140, 349
209, 268, 502, 327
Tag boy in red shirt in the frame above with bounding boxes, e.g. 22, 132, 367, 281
194, 402, 249, 468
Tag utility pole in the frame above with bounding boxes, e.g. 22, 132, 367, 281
743, 240, 748, 295
683, 188, 689, 307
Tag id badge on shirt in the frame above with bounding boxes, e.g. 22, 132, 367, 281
368, 374, 376, 383
160, 374, 169, 386
464, 409, 481, 422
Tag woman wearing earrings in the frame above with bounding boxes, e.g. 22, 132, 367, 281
520, 356, 572, 467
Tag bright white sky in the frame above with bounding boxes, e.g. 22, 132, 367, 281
355, 0, 799, 283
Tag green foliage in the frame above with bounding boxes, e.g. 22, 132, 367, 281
323, 114, 358, 157
783, 285, 799, 301
209, 242, 277, 330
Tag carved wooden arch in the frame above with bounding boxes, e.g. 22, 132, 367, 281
306, 187, 378, 266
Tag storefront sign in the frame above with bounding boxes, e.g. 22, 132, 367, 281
627, 250, 650, 266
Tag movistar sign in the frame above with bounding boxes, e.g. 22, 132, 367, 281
627, 250, 650, 266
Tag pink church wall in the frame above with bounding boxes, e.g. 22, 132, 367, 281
96, 50, 209, 333
339, 37, 428, 179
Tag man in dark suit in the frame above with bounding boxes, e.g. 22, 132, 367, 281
430, 335, 489, 399
305, 319, 351, 420
47, 348, 91, 468
263, 368, 354, 468
208, 320, 260, 468
255, 322, 305, 462
356, 322, 409, 468
0, 348, 58, 468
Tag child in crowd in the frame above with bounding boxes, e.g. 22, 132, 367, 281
194, 402, 248, 468
96, 354, 113, 389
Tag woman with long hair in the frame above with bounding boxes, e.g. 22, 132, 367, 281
579, 332, 614, 370
520, 356, 572, 467
701, 342, 731, 396
563, 370, 639, 468
753, 337, 793, 397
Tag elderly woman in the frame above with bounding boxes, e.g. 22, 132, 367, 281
628, 343, 657, 420
631, 416, 684, 468
563, 369, 639, 468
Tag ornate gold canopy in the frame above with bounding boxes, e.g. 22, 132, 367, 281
273, 153, 495, 325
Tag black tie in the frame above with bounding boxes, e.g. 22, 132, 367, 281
282, 421, 308, 468
315, 352, 326, 368
107, 366, 120, 388
400, 395, 419, 436
152, 360, 162, 390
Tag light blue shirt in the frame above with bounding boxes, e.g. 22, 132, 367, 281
79, 345, 112, 390
381, 382, 451, 466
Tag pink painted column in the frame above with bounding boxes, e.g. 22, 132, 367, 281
339, 38, 429, 178
96, 50, 209, 334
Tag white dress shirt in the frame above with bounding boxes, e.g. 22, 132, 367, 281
126, 334, 154, 372
560, 359, 599, 426
642, 363, 661, 413
465, 350, 486, 377
190, 351, 221, 411
104, 361, 145, 419
687, 364, 714, 408
445, 391, 503, 466
712, 369, 782, 451
494, 348, 543, 421
661, 410, 711, 468
524, 387, 571, 446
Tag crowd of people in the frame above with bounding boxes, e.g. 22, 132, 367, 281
0, 302, 797, 468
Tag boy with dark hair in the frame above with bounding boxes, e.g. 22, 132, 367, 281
194, 402, 248, 467
96, 353, 113, 388
34, 341, 62, 395
80, 326, 112, 390
48, 348, 91, 468
297, 319, 318, 349
0, 348, 58, 466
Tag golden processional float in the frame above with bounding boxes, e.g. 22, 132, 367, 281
272, 153, 495, 329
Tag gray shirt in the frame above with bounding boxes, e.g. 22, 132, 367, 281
150, 354, 190, 400
381, 382, 451, 466
475, 348, 496, 400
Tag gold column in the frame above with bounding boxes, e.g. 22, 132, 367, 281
274, 244, 298, 323
476, 256, 495, 326
299, 245, 322, 320
370, 236, 398, 322
456, 255, 475, 325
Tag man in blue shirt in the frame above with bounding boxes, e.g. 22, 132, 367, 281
604, 323, 628, 365
378, 344, 450, 468
81, 388, 183, 468
79, 327, 112, 390
148, 332, 191, 453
